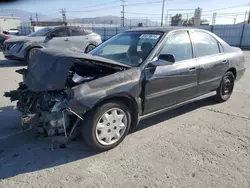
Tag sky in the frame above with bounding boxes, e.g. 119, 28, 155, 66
1, 0, 250, 24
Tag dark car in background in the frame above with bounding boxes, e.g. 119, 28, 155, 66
3, 26, 102, 62
5, 27, 245, 151
0, 34, 15, 51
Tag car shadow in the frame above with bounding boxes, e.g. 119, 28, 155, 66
0, 97, 217, 179
0, 59, 26, 67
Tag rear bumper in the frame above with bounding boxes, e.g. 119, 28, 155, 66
236, 68, 246, 82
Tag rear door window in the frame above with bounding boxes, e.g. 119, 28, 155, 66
69, 27, 86, 36
51, 27, 69, 37
192, 31, 220, 57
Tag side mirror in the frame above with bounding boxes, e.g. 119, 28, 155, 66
158, 54, 175, 63
147, 54, 175, 68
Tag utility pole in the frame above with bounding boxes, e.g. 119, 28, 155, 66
212, 12, 217, 25
29, 14, 33, 23
61, 8, 67, 25
121, 0, 125, 27
146, 17, 148, 27
244, 10, 248, 22
160, 0, 165, 26
35, 13, 38, 26
234, 16, 237, 24
130, 19, 131, 27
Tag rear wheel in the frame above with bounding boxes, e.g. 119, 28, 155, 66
85, 44, 96, 53
81, 101, 131, 151
215, 71, 235, 102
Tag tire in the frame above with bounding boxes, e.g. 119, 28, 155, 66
85, 44, 96, 53
215, 71, 235, 102
26, 48, 39, 64
81, 101, 131, 151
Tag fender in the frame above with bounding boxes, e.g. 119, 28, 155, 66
24, 44, 45, 59
69, 68, 144, 119
89, 41, 99, 46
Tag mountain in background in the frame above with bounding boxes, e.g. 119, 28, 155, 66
0, 9, 159, 26
69, 16, 159, 27
0, 9, 53, 22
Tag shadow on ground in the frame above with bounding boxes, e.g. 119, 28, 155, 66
0, 59, 26, 67
0, 97, 217, 179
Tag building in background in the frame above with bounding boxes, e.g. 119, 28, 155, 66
194, 8, 202, 26
0, 16, 21, 33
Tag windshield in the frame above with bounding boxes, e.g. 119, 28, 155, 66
89, 31, 163, 67
28, 27, 52, 37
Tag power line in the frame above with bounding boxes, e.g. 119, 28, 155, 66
126, 12, 162, 15
203, 3, 250, 12
125, 1, 162, 6
66, 1, 163, 14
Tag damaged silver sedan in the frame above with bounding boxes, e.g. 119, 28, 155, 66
5, 27, 245, 151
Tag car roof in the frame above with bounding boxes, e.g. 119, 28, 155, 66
127, 26, 196, 33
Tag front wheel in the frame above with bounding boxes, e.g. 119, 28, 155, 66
85, 44, 96, 53
81, 101, 131, 151
215, 71, 235, 102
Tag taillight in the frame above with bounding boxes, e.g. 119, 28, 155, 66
5, 36, 11, 40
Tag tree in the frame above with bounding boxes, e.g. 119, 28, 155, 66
171, 14, 183, 26
137, 23, 143, 27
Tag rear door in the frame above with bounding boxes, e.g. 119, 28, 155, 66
46, 27, 71, 50
68, 27, 89, 53
143, 31, 199, 114
190, 31, 229, 96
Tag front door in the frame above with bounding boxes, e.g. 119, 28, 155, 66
143, 31, 199, 114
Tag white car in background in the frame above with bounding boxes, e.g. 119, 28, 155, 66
3, 26, 102, 63
3, 28, 19, 35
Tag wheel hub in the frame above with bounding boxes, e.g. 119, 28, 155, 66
222, 76, 233, 95
96, 108, 127, 146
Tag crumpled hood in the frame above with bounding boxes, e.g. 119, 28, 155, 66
24, 48, 130, 92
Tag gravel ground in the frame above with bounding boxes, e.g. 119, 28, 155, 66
0, 52, 249, 188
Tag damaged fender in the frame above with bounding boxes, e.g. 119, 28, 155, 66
68, 68, 143, 121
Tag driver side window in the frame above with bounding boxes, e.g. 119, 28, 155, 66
159, 31, 193, 62
51, 27, 69, 37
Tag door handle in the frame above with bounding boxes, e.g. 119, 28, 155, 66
65, 38, 69, 42
189, 67, 196, 71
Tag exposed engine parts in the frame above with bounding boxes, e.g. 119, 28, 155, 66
4, 75, 85, 139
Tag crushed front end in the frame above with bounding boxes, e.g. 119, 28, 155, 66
4, 48, 127, 141
5, 73, 85, 139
